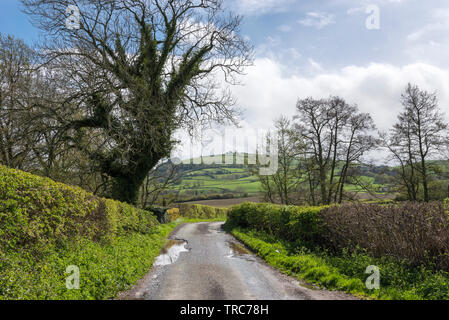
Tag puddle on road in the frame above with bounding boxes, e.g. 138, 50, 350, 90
154, 239, 189, 266
229, 242, 251, 255
226, 241, 255, 261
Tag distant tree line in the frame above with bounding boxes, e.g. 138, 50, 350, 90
258, 86, 449, 205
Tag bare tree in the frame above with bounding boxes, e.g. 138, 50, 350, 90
139, 160, 181, 207
385, 84, 448, 202
382, 130, 420, 201
294, 98, 332, 204
336, 112, 377, 203
294, 96, 377, 204
0, 34, 35, 170
326, 97, 354, 204
257, 116, 304, 205
22, 0, 253, 204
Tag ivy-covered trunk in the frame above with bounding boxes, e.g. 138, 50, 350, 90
23, 1, 251, 208
110, 175, 146, 205
108, 155, 162, 205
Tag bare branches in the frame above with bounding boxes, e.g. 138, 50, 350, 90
383, 83, 449, 202
293, 96, 378, 205
20, 0, 253, 203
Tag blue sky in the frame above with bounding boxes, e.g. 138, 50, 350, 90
0, 0, 39, 43
229, 0, 449, 70
3, 0, 448, 71
2, 0, 449, 161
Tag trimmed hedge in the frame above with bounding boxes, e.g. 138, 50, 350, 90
178, 203, 229, 220
226, 201, 449, 299
227, 201, 449, 269
167, 208, 180, 221
226, 202, 326, 247
0, 165, 170, 300
321, 202, 449, 270
0, 165, 159, 252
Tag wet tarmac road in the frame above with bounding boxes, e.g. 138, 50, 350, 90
120, 222, 356, 300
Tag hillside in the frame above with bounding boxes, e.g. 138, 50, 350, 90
170, 154, 449, 202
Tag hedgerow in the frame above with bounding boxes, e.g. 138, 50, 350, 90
230, 228, 449, 300
227, 201, 449, 270
226, 202, 326, 248
0, 165, 172, 300
178, 203, 229, 220
0, 165, 159, 252
226, 202, 449, 300
321, 202, 449, 270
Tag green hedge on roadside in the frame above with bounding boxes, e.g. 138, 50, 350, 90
226, 201, 449, 300
0, 165, 159, 252
0, 165, 171, 300
226, 202, 326, 248
178, 203, 229, 220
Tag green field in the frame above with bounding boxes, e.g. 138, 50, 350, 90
172, 155, 390, 198
173, 166, 261, 195
170, 155, 449, 202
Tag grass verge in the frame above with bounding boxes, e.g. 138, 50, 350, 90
0, 218, 225, 300
0, 222, 180, 300
228, 227, 449, 300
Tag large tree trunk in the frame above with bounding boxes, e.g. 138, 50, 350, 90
107, 154, 161, 205
111, 173, 147, 205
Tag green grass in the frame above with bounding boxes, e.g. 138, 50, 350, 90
228, 227, 449, 300
174, 167, 261, 195
178, 203, 229, 219
0, 217, 226, 300
0, 222, 179, 300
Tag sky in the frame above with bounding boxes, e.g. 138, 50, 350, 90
2, 0, 449, 163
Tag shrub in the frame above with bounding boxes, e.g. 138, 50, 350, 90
227, 201, 449, 271
321, 202, 449, 270
0, 165, 159, 253
0, 165, 176, 300
226, 202, 326, 247
178, 204, 229, 219
427, 181, 449, 201
166, 208, 180, 221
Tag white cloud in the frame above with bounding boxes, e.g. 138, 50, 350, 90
232, 59, 449, 134
405, 8, 449, 66
407, 22, 449, 42
298, 12, 336, 29
347, 7, 363, 15
307, 58, 323, 73
176, 59, 449, 162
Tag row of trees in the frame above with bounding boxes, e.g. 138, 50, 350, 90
1, 0, 252, 205
0, 33, 108, 192
259, 85, 449, 205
